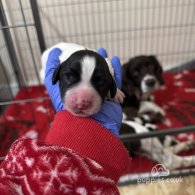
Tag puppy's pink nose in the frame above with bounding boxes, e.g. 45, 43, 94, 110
76, 100, 92, 110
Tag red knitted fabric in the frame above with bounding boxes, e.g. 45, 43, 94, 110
0, 138, 121, 195
45, 110, 131, 182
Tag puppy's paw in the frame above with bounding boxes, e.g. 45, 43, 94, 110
153, 107, 166, 122
156, 107, 166, 118
184, 140, 195, 151
139, 101, 166, 122
112, 89, 125, 103
151, 112, 166, 122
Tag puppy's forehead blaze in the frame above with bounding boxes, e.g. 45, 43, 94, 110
81, 56, 96, 82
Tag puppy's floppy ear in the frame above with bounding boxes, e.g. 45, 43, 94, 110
110, 77, 117, 98
157, 64, 165, 85
148, 55, 162, 69
52, 65, 61, 84
148, 55, 165, 85
121, 65, 135, 97
159, 74, 165, 85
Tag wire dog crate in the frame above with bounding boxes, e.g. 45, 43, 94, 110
1, 0, 195, 185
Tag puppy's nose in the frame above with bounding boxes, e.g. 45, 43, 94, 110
77, 100, 92, 110
145, 79, 156, 87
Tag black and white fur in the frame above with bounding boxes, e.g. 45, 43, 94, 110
122, 55, 165, 121
121, 113, 195, 170
41, 43, 124, 117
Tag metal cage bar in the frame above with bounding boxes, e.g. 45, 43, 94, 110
30, 0, 46, 53
120, 125, 195, 142
0, 0, 23, 88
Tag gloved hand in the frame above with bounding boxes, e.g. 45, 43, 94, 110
45, 47, 123, 137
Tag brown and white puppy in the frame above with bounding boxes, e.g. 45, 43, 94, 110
121, 55, 165, 121
120, 56, 195, 175
41, 43, 124, 117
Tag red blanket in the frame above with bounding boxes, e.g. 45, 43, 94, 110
1, 70, 195, 173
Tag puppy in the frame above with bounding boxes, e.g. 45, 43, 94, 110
121, 55, 165, 120
41, 42, 124, 117
120, 56, 195, 171
121, 113, 195, 170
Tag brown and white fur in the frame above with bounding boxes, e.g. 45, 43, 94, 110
121, 113, 195, 170
121, 55, 165, 121
120, 55, 195, 169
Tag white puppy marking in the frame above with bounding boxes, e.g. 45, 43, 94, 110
141, 74, 160, 93
81, 56, 96, 83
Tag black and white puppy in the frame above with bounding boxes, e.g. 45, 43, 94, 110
120, 113, 195, 170
121, 55, 165, 120
41, 43, 124, 117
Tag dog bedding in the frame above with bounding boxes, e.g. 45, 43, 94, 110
1, 70, 195, 174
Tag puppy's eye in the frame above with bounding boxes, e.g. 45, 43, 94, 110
67, 74, 74, 80
92, 74, 105, 86
133, 71, 139, 76
64, 72, 76, 82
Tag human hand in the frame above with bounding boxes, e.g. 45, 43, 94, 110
44, 48, 64, 112
44, 47, 123, 137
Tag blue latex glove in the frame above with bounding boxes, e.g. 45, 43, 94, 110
45, 49, 64, 112
45, 47, 122, 137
